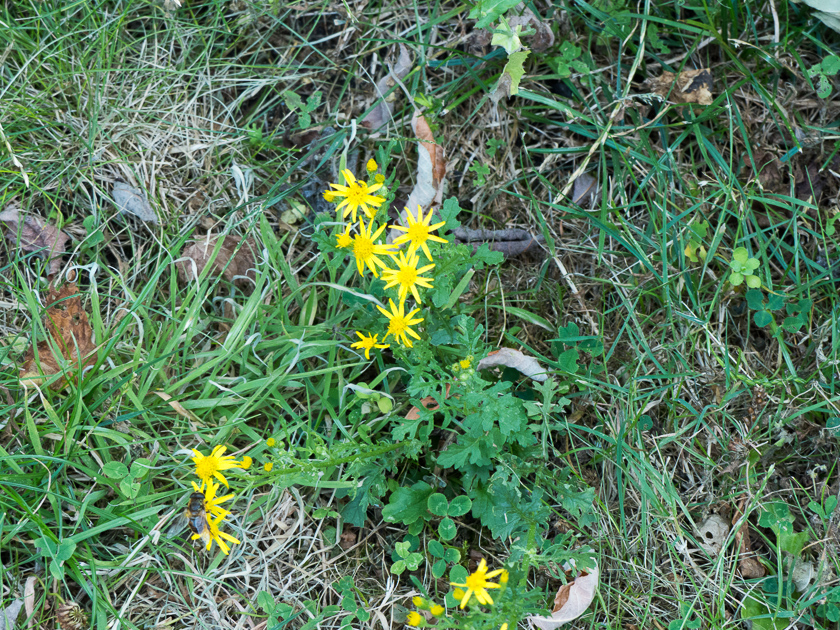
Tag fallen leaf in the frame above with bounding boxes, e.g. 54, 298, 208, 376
24, 576, 36, 629
477, 348, 549, 382
791, 559, 815, 592
20, 284, 97, 390
112, 182, 158, 224
154, 392, 201, 422
508, 7, 555, 52
572, 173, 598, 207
732, 499, 765, 578
453, 227, 544, 258
339, 527, 357, 550
697, 514, 729, 555
361, 43, 413, 131
646, 68, 713, 105
528, 563, 599, 629
176, 234, 259, 292
0, 205, 70, 276
0, 599, 23, 630
280, 198, 310, 224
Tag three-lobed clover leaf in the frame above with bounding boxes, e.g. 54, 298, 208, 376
427, 493, 472, 541
729, 247, 761, 288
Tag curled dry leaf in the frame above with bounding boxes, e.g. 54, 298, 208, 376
453, 227, 544, 258
528, 563, 599, 629
24, 576, 36, 629
20, 284, 97, 390
361, 43, 413, 131
572, 173, 599, 207
176, 234, 259, 292
477, 348, 549, 382
0, 599, 23, 630
697, 514, 729, 555
646, 68, 713, 105
112, 182, 158, 224
732, 498, 765, 578
0, 205, 70, 276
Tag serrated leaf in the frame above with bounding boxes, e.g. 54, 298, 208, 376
382, 482, 435, 525
469, 0, 522, 28
504, 50, 529, 96
448, 495, 472, 517
428, 493, 450, 517
438, 517, 457, 541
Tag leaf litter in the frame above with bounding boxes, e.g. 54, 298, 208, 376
0, 205, 70, 276
112, 181, 158, 224
176, 234, 259, 292
528, 562, 599, 629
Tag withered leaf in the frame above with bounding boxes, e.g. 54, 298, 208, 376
405, 383, 451, 420
477, 348, 549, 382
528, 563, 599, 629
20, 284, 97, 390
647, 68, 713, 105
0, 206, 70, 276
572, 173, 598, 207
508, 7, 555, 52
361, 43, 413, 131
112, 182, 158, 224
176, 234, 259, 291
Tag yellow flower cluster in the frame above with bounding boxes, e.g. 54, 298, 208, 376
189, 445, 248, 554
324, 162, 447, 355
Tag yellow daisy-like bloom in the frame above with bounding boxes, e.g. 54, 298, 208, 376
352, 218, 393, 277
323, 190, 340, 203
191, 479, 234, 519
391, 206, 447, 260
366, 158, 378, 172
264, 462, 273, 472
336, 223, 353, 248
266, 438, 276, 447
240, 456, 252, 470
412, 596, 425, 608
193, 512, 241, 555
406, 611, 423, 627
328, 169, 385, 222
381, 250, 435, 305
191, 445, 242, 487
459, 358, 472, 370
351, 331, 389, 359
450, 559, 504, 609
377, 299, 423, 348
430, 604, 444, 616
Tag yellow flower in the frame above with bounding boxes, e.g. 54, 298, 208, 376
391, 206, 447, 260
191, 445, 242, 487
450, 559, 504, 609
459, 358, 472, 369
264, 462, 273, 472
406, 611, 423, 627
412, 596, 425, 608
336, 224, 353, 248
352, 218, 394, 277
452, 588, 465, 601
193, 512, 240, 555
430, 604, 444, 616
351, 331, 389, 359
377, 299, 423, 348
381, 250, 435, 305
367, 158, 378, 172
375, 174, 385, 183
240, 456, 252, 470
191, 479, 234, 519
328, 169, 385, 222
323, 190, 339, 203
266, 438, 276, 447
500, 624, 508, 630
500, 570, 509, 584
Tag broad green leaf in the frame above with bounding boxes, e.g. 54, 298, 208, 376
103, 462, 129, 479
746, 275, 761, 288
438, 517, 457, 541
428, 540, 445, 558
754, 311, 773, 328
382, 482, 435, 525
469, 0, 522, 28
491, 16, 524, 54
730, 272, 744, 286
432, 559, 447, 578
390, 560, 406, 575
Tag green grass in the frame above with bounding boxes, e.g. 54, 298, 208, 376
2, 0, 840, 629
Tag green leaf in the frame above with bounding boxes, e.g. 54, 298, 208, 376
746, 289, 765, 310
754, 310, 773, 328
432, 559, 447, 578
823, 55, 840, 75
390, 560, 406, 575
817, 73, 832, 98
469, 0, 522, 28
501, 50, 530, 96
55, 541, 76, 563
103, 462, 129, 479
491, 16, 524, 54
444, 548, 461, 563
382, 482, 435, 525
427, 493, 450, 517
130, 458, 152, 480
745, 274, 762, 288
438, 517, 457, 541
257, 591, 275, 614
377, 397, 394, 413
438, 197, 462, 235
732, 247, 749, 266
448, 495, 472, 517
782, 316, 804, 332
766, 294, 785, 311
405, 552, 424, 571
759, 502, 794, 530
395, 541, 411, 558
741, 595, 787, 630
557, 348, 579, 374
428, 540, 445, 558
779, 529, 809, 557
807, 500, 825, 518
730, 272, 744, 286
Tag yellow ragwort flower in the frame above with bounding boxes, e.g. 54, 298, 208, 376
327, 169, 385, 222
375, 173, 385, 183
266, 438, 276, 447
264, 462, 273, 472
377, 298, 423, 348
351, 331, 389, 359
352, 218, 393, 277
391, 206, 447, 260
323, 190, 340, 203
406, 611, 423, 627
381, 250, 435, 305
191, 445, 242, 487
459, 358, 472, 370
336, 223, 353, 248
412, 596, 425, 608
450, 559, 504, 609
240, 456, 252, 470
193, 512, 240, 555
191, 479, 234, 519
430, 604, 444, 616
366, 158, 378, 173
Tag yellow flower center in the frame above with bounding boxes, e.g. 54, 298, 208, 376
353, 236, 374, 260
396, 266, 418, 285
465, 572, 489, 589
407, 223, 430, 243
387, 315, 408, 337
195, 457, 219, 481
346, 183, 367, 205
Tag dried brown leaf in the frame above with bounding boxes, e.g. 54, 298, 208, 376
20, 284, 97, 390
112, 182, 158, 223
572, 173, 598, 207
176, 234, 258, 292
508, 7, 555, 52
0, 206, 70, 276
647, 68, 713, 105
477, 348, 549, 382
405, 383, 451, 420
733, 499, 766, 578
528, 564, 599, 629
361, 44, 413, 131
